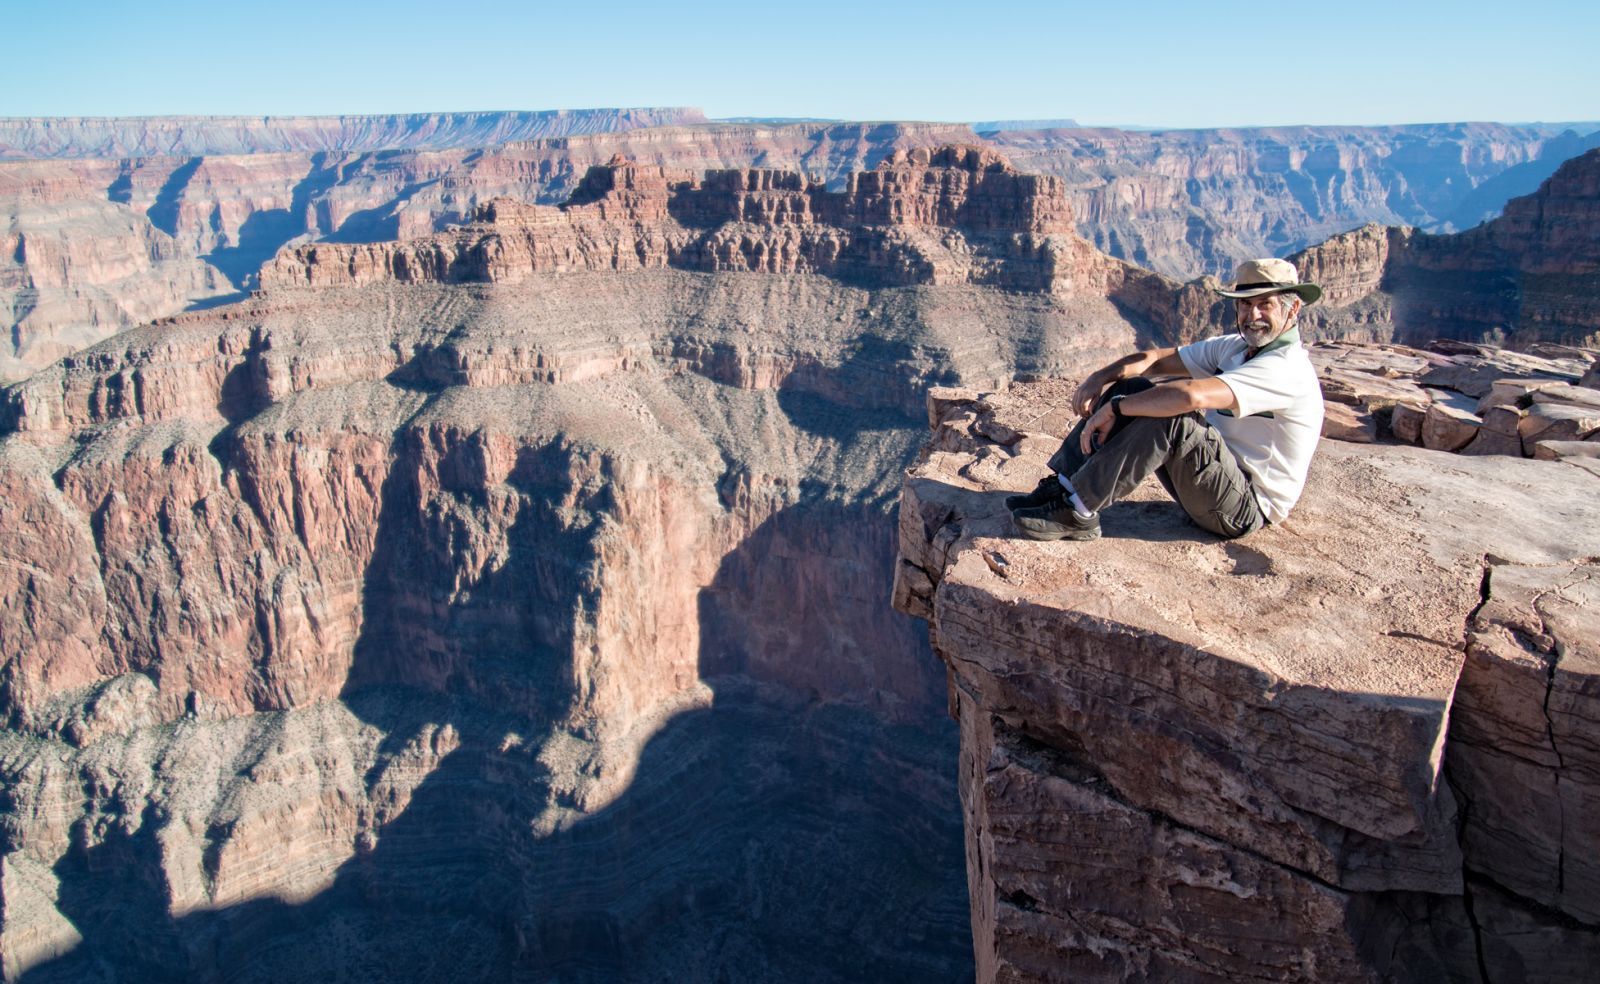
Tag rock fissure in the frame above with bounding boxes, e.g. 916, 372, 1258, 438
898, 375, 1600, 980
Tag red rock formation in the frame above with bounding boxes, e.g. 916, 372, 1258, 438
895, 382, 1600, 980
7, 118, 1592, 382
261, 148, 1087, 293
1296, 149, 1600, 348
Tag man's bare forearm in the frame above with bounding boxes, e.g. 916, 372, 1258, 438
1072, 347, 1189, 415
1077, 376, 1237, 454
1118, 377, 1236, 417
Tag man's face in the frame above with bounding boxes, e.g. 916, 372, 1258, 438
1234, 292, 1299, 348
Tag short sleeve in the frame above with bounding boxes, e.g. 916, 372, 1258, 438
1178, 336, 1232, 378
1216, 352, 1312, 418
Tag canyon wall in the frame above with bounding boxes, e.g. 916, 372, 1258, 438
7, 116, 1596, 383
0, 150, 1181, 981
988, 122, 1600, 278
1296, 148, 1600, 348
895, 379, 1600, 981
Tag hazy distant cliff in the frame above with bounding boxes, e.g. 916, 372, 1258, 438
0, 108, 710, 159
1296, 147, 1600, 347
988, 121, 1600, 278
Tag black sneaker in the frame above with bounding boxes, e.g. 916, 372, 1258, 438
1005, 477, 1063, 512
1012, 495, 1102, 541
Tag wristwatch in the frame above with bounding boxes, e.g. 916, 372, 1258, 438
1109, 395, 1127, 420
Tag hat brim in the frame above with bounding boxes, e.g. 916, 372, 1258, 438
1214, 282, 1322, 306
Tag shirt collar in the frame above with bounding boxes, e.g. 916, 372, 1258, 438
1245, 327, 1301, 360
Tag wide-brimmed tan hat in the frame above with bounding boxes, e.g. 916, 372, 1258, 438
1213, 258, 1321, 305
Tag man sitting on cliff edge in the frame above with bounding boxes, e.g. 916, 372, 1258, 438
1009, 258, 1325, 541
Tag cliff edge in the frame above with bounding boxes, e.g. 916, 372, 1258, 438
893, 376, 1600, 981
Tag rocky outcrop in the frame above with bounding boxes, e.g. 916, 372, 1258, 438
257, 149, 1218, 350
0, 122, 979, 382
988, 122, 1600, 278
0, 109, 710, 159
7, 118, 1594, 383
0, 147, 1210, 979
262, 148, 1077, 292
1305, 337, 1600, 459
1295, 149, 1600, 349
894, 381, 1600, 981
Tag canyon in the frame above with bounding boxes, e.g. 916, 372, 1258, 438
0, 148, 1186, 982
3, 131, 1599, 983
1296, 148, 1600, 349
5, 114, 1598, 383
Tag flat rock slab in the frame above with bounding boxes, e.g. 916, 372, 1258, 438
1308, 341, 1437, 378
1318, 366, 1431, 408
897, 382, 1600, 897
1418, 349, 1584, 398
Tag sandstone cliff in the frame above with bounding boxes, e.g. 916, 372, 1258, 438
895, 380, 1600, 981
0, 148, 1197, 981
1295, 148, 1600, 348
6, 117, 1593, 383
988, 122, 1600, 278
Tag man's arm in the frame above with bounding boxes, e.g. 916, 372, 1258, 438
1071, 347, 1192, 415
1078, 377, 1237, 455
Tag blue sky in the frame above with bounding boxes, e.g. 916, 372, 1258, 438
6, 0, 1597, 128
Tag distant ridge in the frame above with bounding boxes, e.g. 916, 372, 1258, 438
0, 108, 710, 159
971, 118, 1080, 133
712, 116, 844, 125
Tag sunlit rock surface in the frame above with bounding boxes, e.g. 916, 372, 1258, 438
894, 381, 1600, 981
0, 149, 1201, 982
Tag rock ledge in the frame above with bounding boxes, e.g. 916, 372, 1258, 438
894, 380, 1600, 981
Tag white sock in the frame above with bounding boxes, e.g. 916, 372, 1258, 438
1055, 474, 1095, 517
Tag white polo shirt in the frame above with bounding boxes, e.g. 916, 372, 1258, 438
1177, 329, 1324, 525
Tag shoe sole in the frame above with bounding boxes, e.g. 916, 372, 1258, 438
1012, 516, 1101, 542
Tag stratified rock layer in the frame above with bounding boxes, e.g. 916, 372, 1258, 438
0, 149, 1201, 982
8, 118, 1595, 382
0, 109, 710, 159
1295, 148, 1600, 349
893, 381, 1600, 981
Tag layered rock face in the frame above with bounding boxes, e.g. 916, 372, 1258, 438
988, 122, 1600, 278
1, 182, 230, 381
7, 117, 1594, 383
0, 149, 1189, 981
1295, 149, 1600, 349
0, 121, 976, 382
0, 109, 710, 159
894, 378, 1600, 981
262, 147, 1104, 293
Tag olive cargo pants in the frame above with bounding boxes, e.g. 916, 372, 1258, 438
1045, 378, 1266, 539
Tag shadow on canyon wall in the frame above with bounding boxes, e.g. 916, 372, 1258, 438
201, 155, 346, 290
23, 448, 969, 983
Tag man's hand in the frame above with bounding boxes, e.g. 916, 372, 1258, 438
1079, 402, 1115, 455
1071, 375, 1107, 417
